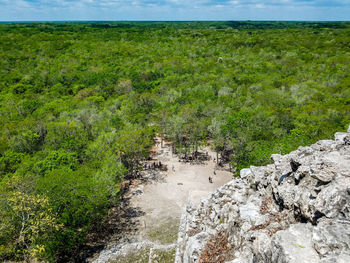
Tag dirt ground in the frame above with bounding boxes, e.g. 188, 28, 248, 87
91, 139, 233, 263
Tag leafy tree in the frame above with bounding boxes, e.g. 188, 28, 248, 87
10, 130, 41, 154
4, 191, 61, 261
114, 128, 154, 177
0, 150, 25, 177
0, 175, 61, 262
0, 21, 349, 262
35, 167, 113, 258
45, 122, 88, 156
34, 150, 78, 176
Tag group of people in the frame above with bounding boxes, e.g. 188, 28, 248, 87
144, 161, 162, 170
180, 153, 196, 163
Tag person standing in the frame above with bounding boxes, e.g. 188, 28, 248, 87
213, 168, 216, 176
172, 164, 175, 172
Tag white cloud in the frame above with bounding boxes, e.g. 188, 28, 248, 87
0, 0, 349, 20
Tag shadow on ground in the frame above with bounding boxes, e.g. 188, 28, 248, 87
73, 170, 166, 263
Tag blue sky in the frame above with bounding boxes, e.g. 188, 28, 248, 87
0, 0, 349, 21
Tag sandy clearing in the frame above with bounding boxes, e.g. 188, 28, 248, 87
92, 139, 233, 262
132, 140, 233, 237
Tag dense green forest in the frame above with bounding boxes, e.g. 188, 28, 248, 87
0, 21, 349, 262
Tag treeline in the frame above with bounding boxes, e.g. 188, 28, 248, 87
0, 22, 349, 261
2, 21, 349, 33
225, 21, 350, 29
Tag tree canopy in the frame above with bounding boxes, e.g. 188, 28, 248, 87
0, 21, 349, 262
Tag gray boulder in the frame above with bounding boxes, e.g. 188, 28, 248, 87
271, 223, 320, 263
175, 128, 350, 263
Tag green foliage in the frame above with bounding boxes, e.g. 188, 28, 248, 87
0, 175, 61, 262
34, 150, 78, 176
18, 99, 43, 116
45, 122, 89, 155
4, 190, 61, 261
11, 83, 31, 94
0, 21, 349, 261
35, 167, 113, 256
0, 150, 25, 176
114, 127, 155, 176
10, 130, 41, 153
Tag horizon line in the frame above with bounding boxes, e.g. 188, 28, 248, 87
1, 20, 349, 23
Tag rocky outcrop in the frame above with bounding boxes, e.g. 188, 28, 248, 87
175, 129, 350, 263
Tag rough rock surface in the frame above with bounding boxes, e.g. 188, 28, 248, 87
175, 129, 350, 263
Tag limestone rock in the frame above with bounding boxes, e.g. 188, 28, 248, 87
314, 177, 350, 219
175, 128, 350, 263
271, 223, 320, 263
312, 218, 350, 258
183, 232, 209, 263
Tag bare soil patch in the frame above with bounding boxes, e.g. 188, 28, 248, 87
89, 139, 233, 262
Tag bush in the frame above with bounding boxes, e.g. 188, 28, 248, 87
34, 150, 78, 176
0, 150, 25, 176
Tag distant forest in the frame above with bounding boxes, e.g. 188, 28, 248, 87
0, 21, 349, 262
2, 20, 350, 30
